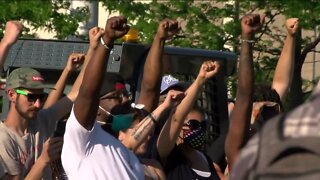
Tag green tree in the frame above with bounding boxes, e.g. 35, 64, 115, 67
101, 0, 320, 109
0, 0, 89, 39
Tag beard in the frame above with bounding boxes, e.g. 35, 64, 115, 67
15, 96, 39, 120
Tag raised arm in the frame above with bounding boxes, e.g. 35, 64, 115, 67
74, 17, 129, 130
0, 21, 23, 74
157, 60, 220, 160
272, 18, 299, 101
66, 27, 102, 102
138, 19, 180, 112
122, 90, 184, 151
43, 53, 84, 109
40, 28, 103, 128
225, 14, 264, 169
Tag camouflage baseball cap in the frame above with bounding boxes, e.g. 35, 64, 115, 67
6, 67, 46, 89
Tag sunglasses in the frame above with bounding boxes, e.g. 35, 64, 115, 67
184, 119, 206, 131
15, 89, 47, 103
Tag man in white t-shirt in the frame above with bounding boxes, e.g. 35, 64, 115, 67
61, 16, 144, 180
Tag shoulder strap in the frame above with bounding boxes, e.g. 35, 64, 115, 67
202, 152, 221, 180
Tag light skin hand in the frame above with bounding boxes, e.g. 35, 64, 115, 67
162, 90, 185, 109
89, 27, 105, 49
38, 137, 63, 165
2, 21, 23, 46
66, 53, 85, 72
157, 19, 180, 40
286, 18, 299, 36
241, 14, 266, 39
197, 60, 220, 81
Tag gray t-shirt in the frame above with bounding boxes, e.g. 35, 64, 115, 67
0, 156, 7, 178
0, 97, 72, 178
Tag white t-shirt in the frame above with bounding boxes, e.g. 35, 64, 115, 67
62, 106, 144, 180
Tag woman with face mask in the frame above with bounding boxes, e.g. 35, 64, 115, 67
156, 60, 221, 180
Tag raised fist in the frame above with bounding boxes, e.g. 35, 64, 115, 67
157, 19, 180, 40
197, 60, 220, 80
163, 89, 185, 108
104, 16, 130, 42
66, 53, 85, 72
2, 21, 23, 46
286, 18, 299, 36
241, 14, 265, 36
89, 27, 104, 49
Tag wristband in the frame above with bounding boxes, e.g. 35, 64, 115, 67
241, 39, 255, 44
148, 113, 157, 124
100, 37, 113, 50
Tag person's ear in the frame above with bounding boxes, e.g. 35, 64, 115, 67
118, 130, 125, 142
6, 89, 17, 103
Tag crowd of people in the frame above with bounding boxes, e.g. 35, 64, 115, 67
0, 12, 316, 180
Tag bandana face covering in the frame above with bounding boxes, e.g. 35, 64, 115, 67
182, 120, 207, 149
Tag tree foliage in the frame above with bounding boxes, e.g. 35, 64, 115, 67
101, 0, 320, 108
0, 0, 89, 39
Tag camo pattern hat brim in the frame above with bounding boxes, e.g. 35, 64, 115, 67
6, 67, 46, 89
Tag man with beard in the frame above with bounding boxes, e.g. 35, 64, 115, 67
0, 67, 64, 179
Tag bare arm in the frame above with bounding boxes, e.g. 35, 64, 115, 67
122, 90, 184, 151
157, 61, 220, 160
74, 17, 129, 130
225, 14, 264, 169
272, 18, 299, 101
66, 27, 102, 102
138, 19, 180, 112
0, 21, 23, 74
43, 53, 84, 109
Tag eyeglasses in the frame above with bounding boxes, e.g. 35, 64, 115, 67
184, 119, 206, 131
15, 89, 47, 103
100, 91, 131, 101
100, 93, 124, 100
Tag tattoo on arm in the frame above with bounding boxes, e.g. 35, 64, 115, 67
131, 114, 157, 141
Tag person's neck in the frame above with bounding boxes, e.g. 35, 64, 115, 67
5, 109, 29, 137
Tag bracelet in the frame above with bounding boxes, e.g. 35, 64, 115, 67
148, 113, 157, 124
100, 37, 113, 50
241, 39, 255, 44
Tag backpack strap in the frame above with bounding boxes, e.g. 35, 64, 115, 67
252, 113, 320, 178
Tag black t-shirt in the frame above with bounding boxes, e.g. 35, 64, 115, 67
162, 146, 220, 180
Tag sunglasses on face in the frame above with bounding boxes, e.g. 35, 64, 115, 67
184, 119, 206, 131
15, 89, 47, 103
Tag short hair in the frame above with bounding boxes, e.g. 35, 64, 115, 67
190, 105, 205, 118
